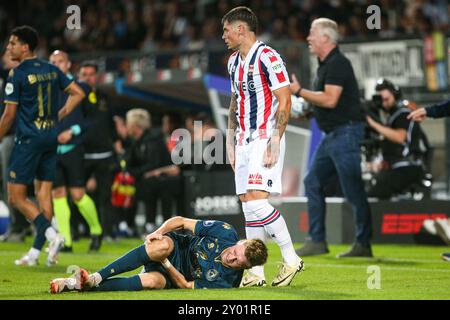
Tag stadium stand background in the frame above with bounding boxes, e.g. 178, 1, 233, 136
1, 0, 449, 56
1, 0, 450, 190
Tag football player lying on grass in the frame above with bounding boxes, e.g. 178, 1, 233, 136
50, 216, 268, 292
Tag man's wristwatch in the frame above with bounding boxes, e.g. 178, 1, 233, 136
295, 88, 303, 97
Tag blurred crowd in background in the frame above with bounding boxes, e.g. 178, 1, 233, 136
1, 0, 449, 57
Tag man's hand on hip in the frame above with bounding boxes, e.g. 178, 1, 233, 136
263, 137, 280, 169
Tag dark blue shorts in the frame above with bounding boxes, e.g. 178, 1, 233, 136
54, 144, 86, 188
8, 132, 58, 185
142, 232, 195, 289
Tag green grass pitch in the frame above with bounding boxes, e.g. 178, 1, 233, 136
0, 238, 449, 300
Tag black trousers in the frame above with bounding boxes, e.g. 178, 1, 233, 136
84, 156, 117, 236
134, 175, 182, 225
367, 165, 424, 199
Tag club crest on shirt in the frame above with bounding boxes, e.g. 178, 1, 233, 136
206, 269, 219, 281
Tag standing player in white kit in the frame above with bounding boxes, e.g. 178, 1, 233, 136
222, 6, 304, 287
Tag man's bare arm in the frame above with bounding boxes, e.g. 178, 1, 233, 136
58, 82, 86, 121
162, 259, 194, 289
147, 216, 198, 237
0, 103, 17, 141
300, 85, 343, 109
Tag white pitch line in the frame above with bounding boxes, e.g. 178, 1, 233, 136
376, 257, 444, 264
306, 263, 450, 273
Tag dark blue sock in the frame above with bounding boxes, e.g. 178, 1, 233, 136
98, 244, 151, 280
91, 276, 143, 292
32, 213, 51, 250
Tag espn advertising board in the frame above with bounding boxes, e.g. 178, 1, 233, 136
278, 198, 450, 245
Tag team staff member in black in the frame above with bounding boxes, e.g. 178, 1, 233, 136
50, 51, 103, 252
366, 79, 428, 198
117, 109, 180, 234
78, 62, 118, 240
290, 18, 373, 257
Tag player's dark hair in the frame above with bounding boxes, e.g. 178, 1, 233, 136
80, 61, 99, 73
222, 6, 258, 33
10, 25, 39, 52
244, 239, 268, 267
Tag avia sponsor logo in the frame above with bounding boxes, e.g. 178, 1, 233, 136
381, 213, 447, 234
248, 173, 263, 185
193, 196, 240, 216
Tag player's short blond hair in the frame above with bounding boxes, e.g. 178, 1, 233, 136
244, 239, 268, 268
312, 18, 339, 44
126, 108, 151, 131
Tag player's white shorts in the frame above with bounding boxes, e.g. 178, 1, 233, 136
234, 135, 285, 196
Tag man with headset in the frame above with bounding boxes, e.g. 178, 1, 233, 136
366, 79, 430, 198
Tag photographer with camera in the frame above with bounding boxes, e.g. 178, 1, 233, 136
365, 79, 430, 199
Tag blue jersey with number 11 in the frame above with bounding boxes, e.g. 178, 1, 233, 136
3, 57, 73, 140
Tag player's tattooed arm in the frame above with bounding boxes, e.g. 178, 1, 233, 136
273, 86, 291, 139
226, 94, 238, 171
227, 93, 238, 133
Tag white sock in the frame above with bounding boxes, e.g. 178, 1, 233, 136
246, 199, 299, 265
45, 226, 57, 242
28, 247, 40, 260
91, 272, 102, 286
242, 202, 267, 278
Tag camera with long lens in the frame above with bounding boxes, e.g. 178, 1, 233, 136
360, 96, 383, 161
